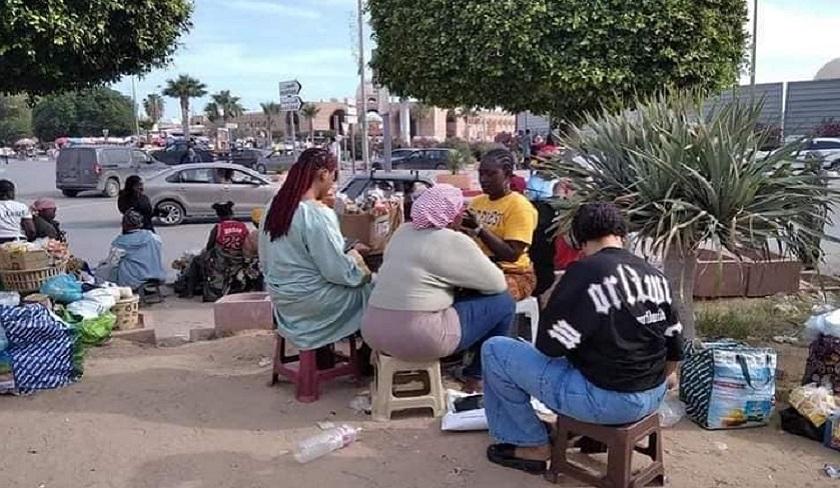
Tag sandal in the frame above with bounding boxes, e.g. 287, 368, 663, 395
486, 444, 547, 475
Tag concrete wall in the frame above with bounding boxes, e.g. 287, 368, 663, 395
785, 79, 840, 136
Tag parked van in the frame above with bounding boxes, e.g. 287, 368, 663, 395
56, 146, 166, 197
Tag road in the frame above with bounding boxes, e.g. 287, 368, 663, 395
0, 158, 213, 279
3, 157, 840, 279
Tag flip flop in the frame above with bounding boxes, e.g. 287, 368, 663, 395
486, 444, 547, 475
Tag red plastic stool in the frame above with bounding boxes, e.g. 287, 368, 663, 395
270, 333, 361, 403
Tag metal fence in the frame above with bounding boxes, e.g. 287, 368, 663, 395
518, 79, 840, 137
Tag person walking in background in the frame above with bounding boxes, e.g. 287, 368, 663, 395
519, 129, 533, 168
117, 176, 155, 232
0, 180, 36, 243
180, 140, 199, 164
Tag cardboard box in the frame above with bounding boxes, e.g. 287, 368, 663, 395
0, 249, 49, 271
340, 213, 394, 251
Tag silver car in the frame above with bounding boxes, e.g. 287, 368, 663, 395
144, 163, 279, 226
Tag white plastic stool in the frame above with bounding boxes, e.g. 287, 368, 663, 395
516, 297, 540, 344
371, 352, 445, 422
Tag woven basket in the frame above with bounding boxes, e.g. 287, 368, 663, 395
112, 295, 140, 330
0, 265, 64, 293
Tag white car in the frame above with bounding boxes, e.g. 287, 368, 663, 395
799, 138, 840, 169
145, 163, 279, 226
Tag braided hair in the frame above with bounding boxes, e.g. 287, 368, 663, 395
480, 148, 516, 177
264, 148, 337, 240
571, 203, 628, 248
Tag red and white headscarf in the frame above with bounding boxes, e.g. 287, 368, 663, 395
411, 184, 464, 230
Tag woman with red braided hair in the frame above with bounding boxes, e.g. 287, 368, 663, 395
258, 148, 372, 351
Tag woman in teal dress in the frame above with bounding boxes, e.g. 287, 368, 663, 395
258, 148, 371, 350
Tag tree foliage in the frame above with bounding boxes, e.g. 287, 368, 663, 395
0, 0, 193, 96
32, 87, 134, 141
0, 95, 32, 145
369, 0, 748, 123
143, 94, 165, 126
207, 90, 245, 123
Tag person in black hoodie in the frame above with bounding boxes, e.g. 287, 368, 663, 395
117, 175, 155, 232
481, 203, 684, 475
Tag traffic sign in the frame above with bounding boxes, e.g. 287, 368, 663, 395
279, 80, 302, 97
279, 95, 303, 112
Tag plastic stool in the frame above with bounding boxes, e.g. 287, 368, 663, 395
516, 297, 540, 344
545, 413, 665, 487
270, 332, 361, 403
371, 352, 445, 421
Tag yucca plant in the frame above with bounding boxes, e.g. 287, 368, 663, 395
546, 90, 839, 338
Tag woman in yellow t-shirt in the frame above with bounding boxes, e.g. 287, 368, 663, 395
461, 149, 538, 301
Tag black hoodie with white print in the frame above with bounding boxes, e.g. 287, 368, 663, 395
535, 247, 684, 392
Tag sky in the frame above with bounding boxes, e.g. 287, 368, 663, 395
112, 0, 840, 123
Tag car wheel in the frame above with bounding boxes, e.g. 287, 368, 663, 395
156, 201, 185, 226
255, 164, 267, 174
103, 178, 120, 198
62, 190, 79, 198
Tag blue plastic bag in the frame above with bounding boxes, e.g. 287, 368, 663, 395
40, 274, 83, 303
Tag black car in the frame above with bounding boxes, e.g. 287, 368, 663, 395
150, 142, 217, 165
372, 148, 456, 170
227, 148, 270, 169
339, 170, 435, 220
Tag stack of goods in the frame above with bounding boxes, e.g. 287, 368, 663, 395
680, 339, 777, 429
0, 239, 68, 293
0, 272, 141, 397
335, 189, 405, 253
778, 309, 840, 451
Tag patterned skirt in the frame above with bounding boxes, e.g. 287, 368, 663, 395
504, 267, 537, 302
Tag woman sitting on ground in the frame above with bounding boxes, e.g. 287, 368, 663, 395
259, 148, 371, 352
202, 201, 257, 300
117, 175, 156, 232
362, 184, 515, 390
95, 210, 166, 289
463, 149, 538, 301
31, 198, 66, 241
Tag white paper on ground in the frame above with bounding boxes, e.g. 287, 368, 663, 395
441, 389, 488, 431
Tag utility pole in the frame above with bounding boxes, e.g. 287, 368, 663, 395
379, 86, 392, 172
357, 0, 370, 170
750, 0, 758, 88
131, 76, 140, 137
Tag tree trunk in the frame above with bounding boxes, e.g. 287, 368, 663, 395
181, 98, 190, 140
309, 119, 314, 143
267, 117, 273, 148
662, 245, 698, 340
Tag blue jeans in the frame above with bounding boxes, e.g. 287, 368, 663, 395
453, 292, 516, 378
481, 337, 667, 446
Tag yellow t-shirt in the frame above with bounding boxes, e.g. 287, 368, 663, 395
469, 192, 538, 271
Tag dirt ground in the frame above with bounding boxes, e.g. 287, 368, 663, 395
1, 334, 838, 488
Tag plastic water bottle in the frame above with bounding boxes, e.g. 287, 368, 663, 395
293, 424, 360, 463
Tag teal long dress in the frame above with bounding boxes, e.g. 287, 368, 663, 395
258, 200, 371, 350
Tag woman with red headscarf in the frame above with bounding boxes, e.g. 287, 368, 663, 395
362, 184, 515, 390
258, 148, 371, 351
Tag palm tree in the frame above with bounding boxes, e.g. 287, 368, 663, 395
142, 94, 164, 127
204, 101, 222, 123
210, 90, 245, 122
300, 103, 320, 142
261, 102, 282, 147
546, 90, 839, 338
162, 75, 207, 139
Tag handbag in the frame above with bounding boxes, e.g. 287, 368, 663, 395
680, 340, 776, 430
